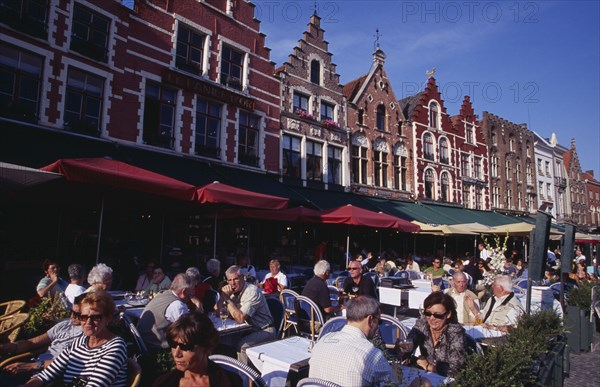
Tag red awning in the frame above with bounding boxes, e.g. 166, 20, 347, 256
319, 204, 420, 232
196, 181, 289, 210
221, 206, 322, 222
41, 158, 196, 201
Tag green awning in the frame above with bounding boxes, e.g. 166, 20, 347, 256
291, 187, 381, 211
362, 198, 458, 224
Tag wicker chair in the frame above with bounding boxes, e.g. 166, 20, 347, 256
0, 313, 29, 343
128, 357, 142, 387
0, 300, 26, 317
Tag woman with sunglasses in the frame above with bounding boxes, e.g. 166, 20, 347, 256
24, 291, 128, 386
400, 292, 466, 377
153, 312, 240, 387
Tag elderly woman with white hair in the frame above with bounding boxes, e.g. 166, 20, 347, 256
86, 263, 113, 292
301, 260, 342, 317
477, 275, 524, 332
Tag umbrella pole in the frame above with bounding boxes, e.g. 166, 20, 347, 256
55, 208, 62, 258
346, 226, 350, 269
378, 230, 382, 256
95, 196, 105, 264
159, 214, 165, 265
213, 209, 218, 259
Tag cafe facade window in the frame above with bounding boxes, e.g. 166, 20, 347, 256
0, 43, 43, 123
423, 132, 434, 161
293, 91, 309, 114
475, 187, 482, 210
463, 185, 471, 208
142, 81, 176, 149
194, 98, 222, 158
440, 171, 450, 202
70, 4, 110, 62
176, 24, 205, 75
238, 110, 260, 167
394, 143, 408, 191
306, 140, 323, 181
63, 67, 104, 135
424, 168, 435, 199
282, 134, 301, 178
376, 104, 386, 130
327, 145, 342, 185
491, 154, 498, 177
461, 153, 470, 177
0, 0, 48, 39
439, 137, 449, 164
473, 156, 481, 179
351, 135, 368, 184
428, 101, 439, 129
320, 100, 334, 121
220, 44, 244, 91
466, 123, 474, 144
373, 140, 388, 187
310, 59, 320, 84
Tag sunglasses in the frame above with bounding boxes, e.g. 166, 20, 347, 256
167, 339, 196, 352
423, 310, 448, 319
433, 261, 441, 264
347, 267, 361, 271
78, 314, 104, 323
71, 310, 81, 319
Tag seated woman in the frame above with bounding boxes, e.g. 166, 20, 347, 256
398, 291, 466, 377
153, 312, 241, 387
24, 291, 128, 386
36, 259, 68, 299
86, 263, 114, 292
258, 259, 288, 294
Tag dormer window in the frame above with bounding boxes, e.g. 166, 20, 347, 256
428, 101, 439, 129
176, 25, 205, 75
376, 104, 386, 130
310, 60, 320, 84
466, 123, 474, 144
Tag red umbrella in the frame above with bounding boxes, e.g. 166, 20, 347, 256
221, 206, 322, 223
196, 181, 289, 258
42, 158, 197, 263
319, 204, 420, 266
42, 158, 196, 200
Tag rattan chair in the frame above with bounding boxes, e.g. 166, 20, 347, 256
297, 377, 342, 387
280, 289, 299, 338
209, 354, 267, 387
379, 314, 409, 349
295, 295, 325, 342
0, 300, 26, 317
0, 313, 29, 343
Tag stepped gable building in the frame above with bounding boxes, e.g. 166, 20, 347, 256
532, 132, 569, 221
451, 96, 489, 210
0, 0, 280, 172
274, 13, 348, 190
481, 112, 536, 214
399, 76, 459, 204
563, 140, 588, 227
343, 46, 412, 200
583, 171, 600, 230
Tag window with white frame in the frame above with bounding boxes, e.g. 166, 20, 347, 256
143, 81, 176, 149
439, 137, 449, 164
238, 111, 260, 166
428, 101, 439, 129
491, 131, 497, 145
526, 162, 533, 184
1, 0, 48, 39
176, 25, 205, 75
491, 154, 498, 177
461, 154, 470, 177
394, 144, 408, 191
492, 186, 500, 208
293, 92, 309, 115
545, 161, 551, 176
539, 182, 544, 198
515, 160, 521, 181
351, 137, 368, 184
473, 157, 481, 179
310, 60, 320, 84
376, 104, 386, 131
466, 123, 474, 144
373, 143, 388, 187
509, 135, 515, 152
195, 98, 221, 158
64, 67, 104, 135
327, 146, 342, 185
220, 45, 243, 90
507, 189, 513, 209
0, 43, 43, 122
526, 141, 531, 157
306, 140, 322, 182
423, 132, 434, 161
505, 159, 512, 180
424, 169, 434, 199
440, 172, 450, 202
475, 187, 482, 210
518, 191, 522, 209
547, 183, 552, 200
537, 158, 543, 175
71, 4, 110, 62
463, 185, 471, 208
320, 101, 334, 121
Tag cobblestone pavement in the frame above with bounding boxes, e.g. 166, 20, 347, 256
564, 331, 600, 387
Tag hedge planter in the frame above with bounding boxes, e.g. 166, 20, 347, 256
566, 305, 594, 352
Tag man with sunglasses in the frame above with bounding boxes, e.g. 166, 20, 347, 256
424, 258, 445, 280
0, 294, 84, 381
342, 260, 376, 299
309, 296, 397, 386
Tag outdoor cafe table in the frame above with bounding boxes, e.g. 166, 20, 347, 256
246, 336, 313, 386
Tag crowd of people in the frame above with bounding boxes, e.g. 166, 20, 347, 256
0, 240, 597, 387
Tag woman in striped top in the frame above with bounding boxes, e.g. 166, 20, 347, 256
24, 291, 128, 387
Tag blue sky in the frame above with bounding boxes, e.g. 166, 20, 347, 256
255, 0, 600, 177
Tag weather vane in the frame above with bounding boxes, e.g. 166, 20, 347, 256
313, 0, 318, 16
426, 67, 436, 77
374, 29, 381, 50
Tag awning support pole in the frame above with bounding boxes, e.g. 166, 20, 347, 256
95, 196, 105, 264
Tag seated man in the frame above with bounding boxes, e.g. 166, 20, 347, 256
309, 296, 397, 386
137, 273, 194, 351
445, 272, 480, 324
144, 265, 172, 293
478, 275, 524, 331
424, 258, 445, 279
258, 259, 288, 294
220, 265, 275, 364
302, 260, 342, 318
64, 264, 86, 306
0, 294, 84, 382
343, 260, 376, 299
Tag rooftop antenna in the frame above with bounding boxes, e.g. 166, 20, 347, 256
374, 29, 381, 50
313, 0, 318, 16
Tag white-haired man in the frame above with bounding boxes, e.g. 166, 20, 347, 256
302, 260, 342, 317
445, 272, 480, 324
310, 296, 397, 386
478, 275, 523, 332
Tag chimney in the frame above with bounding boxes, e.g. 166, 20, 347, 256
585, 170, 594, 177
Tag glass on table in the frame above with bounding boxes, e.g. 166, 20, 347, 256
395, 337, 414, 362
219, 305, 229, 329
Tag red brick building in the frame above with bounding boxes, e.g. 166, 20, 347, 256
275, 14, 348, 190
451, 96, 489, 210
583, 171, 600, 230
1, 0, 280, 172
563, 140, 588, 227
343, 47, 412, 200
400, 76, 459, 204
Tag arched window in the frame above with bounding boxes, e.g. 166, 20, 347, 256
491, 131, 497, 145
439, 137, 449, 164
374, 140, 389, 187
440, 172, 450, 202
424, 169, 434, 199
423, 132, 434, 160
376, 104, 386, 130
351, 136, 368, 184
394, 143, 408, 191
310, 60, 320, 84
429, 101, 439, 129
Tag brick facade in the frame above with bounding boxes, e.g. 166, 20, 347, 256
564, 140, 589, 227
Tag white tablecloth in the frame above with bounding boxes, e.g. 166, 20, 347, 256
463, 324, 506, 339
401, 365, 451, 385
246, 336, 312, 386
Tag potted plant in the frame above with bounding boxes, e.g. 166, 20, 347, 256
23, 295, 69, 338
565, 279, 598, 352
